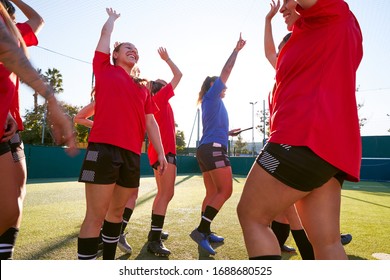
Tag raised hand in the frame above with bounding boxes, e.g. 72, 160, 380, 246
106, 7, 120, 20
266, 0, 280, 21
158, 47, 170, 62
235, 33, 246, 52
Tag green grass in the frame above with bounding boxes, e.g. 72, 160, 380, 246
13, 175, 390, 260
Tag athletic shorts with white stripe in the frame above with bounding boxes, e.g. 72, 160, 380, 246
256, 142, 346, 192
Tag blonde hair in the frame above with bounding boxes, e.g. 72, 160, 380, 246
0, 2, 28, 56
197, 76, 217, 104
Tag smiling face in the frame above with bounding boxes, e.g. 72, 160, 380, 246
280, 0, 300, 31
112, 42, 139, 67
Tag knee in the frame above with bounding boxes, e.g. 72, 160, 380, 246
220, 186, 233, 201
162, 188, 175, 202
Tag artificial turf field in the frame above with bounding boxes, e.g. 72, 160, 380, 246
13, 175, 390, 260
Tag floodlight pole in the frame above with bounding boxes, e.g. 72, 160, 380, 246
250, 101, 257, 157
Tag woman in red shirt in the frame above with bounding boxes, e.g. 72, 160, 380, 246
0, 0, 44, 260
238, 0, 363, 260
146, 47, 182, 257
77, 8, 167, 260
0, 3, 75, 259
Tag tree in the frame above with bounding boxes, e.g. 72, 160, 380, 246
357, 102, 367, 128
33, 68, 64, 112
41, 68, 64, 143
233, 134, 248, 155
21, 102, 84, 145
176, 130, 186, 154
256, 108, 270, 138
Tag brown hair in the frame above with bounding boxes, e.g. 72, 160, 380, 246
197, 76, 217, 104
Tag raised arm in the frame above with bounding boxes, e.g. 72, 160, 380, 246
264, 0, 280, 69
10, 0, 44, 34
158, 47, 182, 90
96, 8, 120, 54
219, 33, 246, 85
74, 101, 95, 128
295, 0, 317, 9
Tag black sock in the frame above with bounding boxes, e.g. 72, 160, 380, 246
150, 214, 165, 241
121, 208, 133, 234
101, 220, 122, 260
77, 237, 100, 260
198, 206, 218, 234
271, 221, 290, 248
291, 229, 315, 260
0, 227, 19, 260
249, 255, 281, 260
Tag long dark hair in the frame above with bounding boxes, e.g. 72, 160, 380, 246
197, 76, 217, 104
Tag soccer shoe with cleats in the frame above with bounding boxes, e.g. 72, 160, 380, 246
281, 244, 296, 253
117, 233, 132, 254
147, 240, 171, 257
148, 230, 169, 241
190, 228, 216, 255
208, 232, 224, 243
341, 233, 352, 246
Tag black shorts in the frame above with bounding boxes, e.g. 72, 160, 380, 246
256, 142, 345, 192
196, 142, 231, 173
0, 141, 10, 156
151, 152, 177, 170
9, 132, 25, 162
0, 132, 25, 162
78, 142, 140, 188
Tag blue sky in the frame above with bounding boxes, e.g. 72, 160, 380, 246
16, 0, 390, 146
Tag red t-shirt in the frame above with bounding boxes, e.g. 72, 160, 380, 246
270, 0, 363, 181
0, 22, 37, 138
0, 65, 16, 139
10, 23, 39, 131
89, 51, 157, 154
147, 83, 176, 165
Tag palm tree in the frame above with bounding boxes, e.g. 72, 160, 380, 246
40, 68, 64, 144
33, 68, 43, 112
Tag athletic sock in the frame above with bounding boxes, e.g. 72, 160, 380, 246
0, 227, 19, 260
291, 229, 315, 260
149, 214, 165, 241
101, 220, 122, 260
271, 221, 291, 248
121, 208, 134, 234
198, 206, 219, 234
249, 255, 282, 260
77, 237, 100, 260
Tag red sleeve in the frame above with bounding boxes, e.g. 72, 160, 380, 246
16, 22, 38, 47
93, 51, 111, 76
144, 87, 159, 115
152, 83, 174, 108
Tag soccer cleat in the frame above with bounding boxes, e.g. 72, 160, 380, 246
341, 233, 352, 246
117, 233, 132, 254
147, 240, 171, 257
148, 230, 169, 241
208, 232, 224, 243
161, 231, 169, 241
190, 228, 216, 255
281, 244, 296, 253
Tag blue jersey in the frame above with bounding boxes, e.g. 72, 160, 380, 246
199, 78, 229, 147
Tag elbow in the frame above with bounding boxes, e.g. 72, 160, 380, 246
176, 71, 183, 81
39, 17, 45, 27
